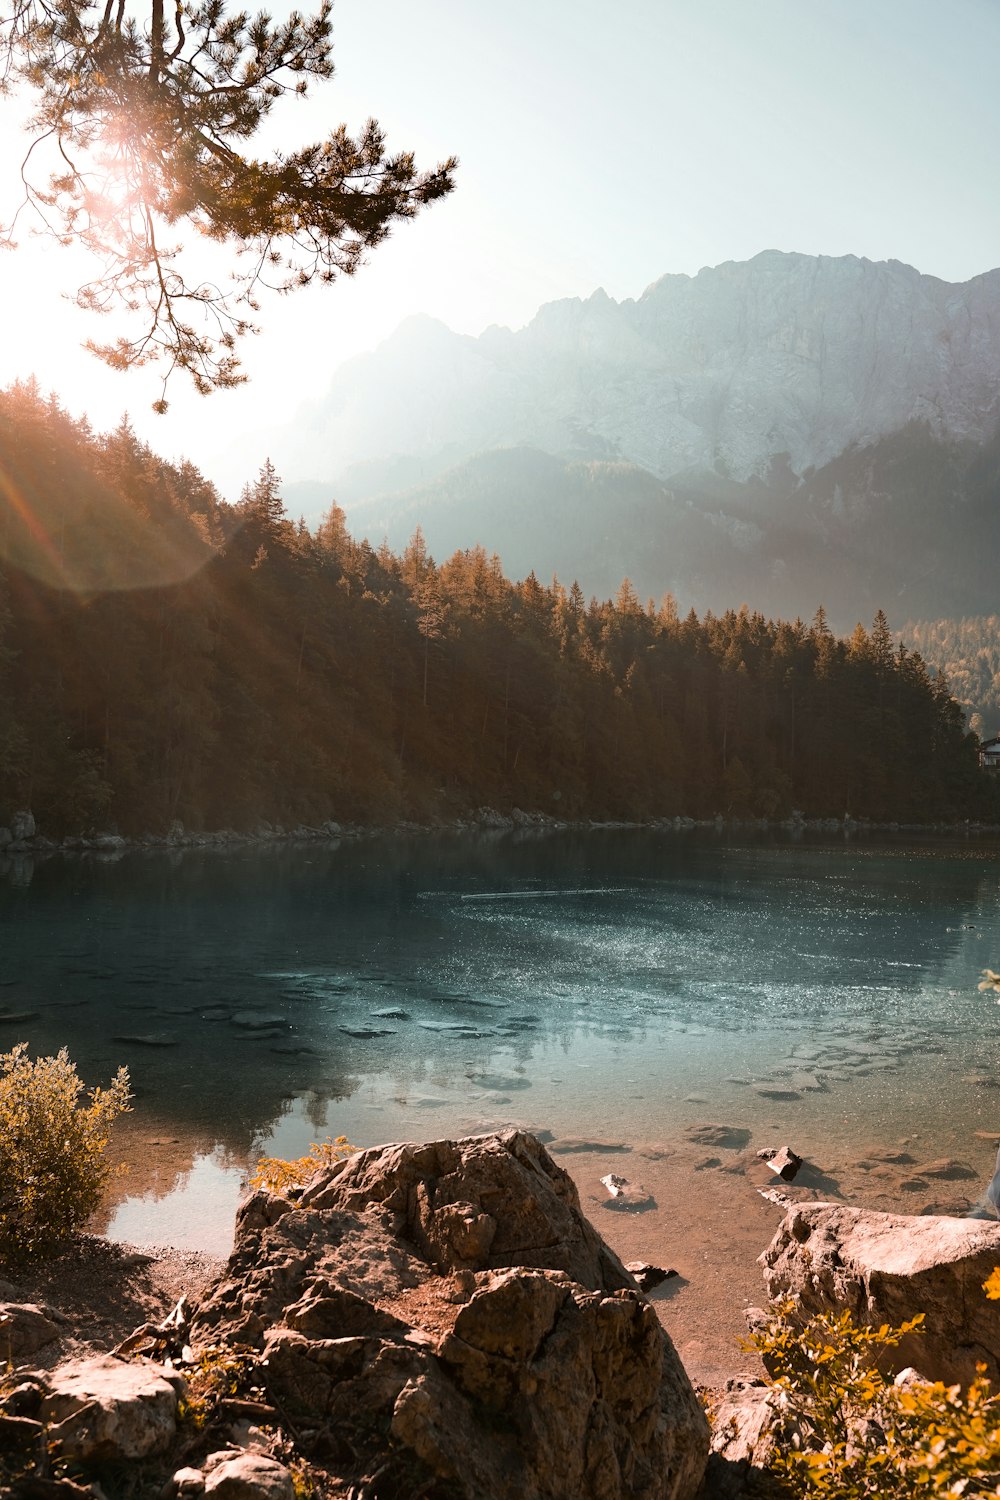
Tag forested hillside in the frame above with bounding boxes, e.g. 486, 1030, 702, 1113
0, 383, 990, 836
902, 617, 1000, 737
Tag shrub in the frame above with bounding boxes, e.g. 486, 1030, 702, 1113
0, 1044, 131, 1264
249, 1136, 355, 1198
748, 1297, 1000, 1497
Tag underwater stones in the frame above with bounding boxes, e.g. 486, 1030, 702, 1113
600, 1174, 656, 1212
550, 1138, 632, 1155
913, 1158, 978, 1181
685, 1125, 751, 1152
230, 1012, 287, 1030
112, 1033, 178, 1048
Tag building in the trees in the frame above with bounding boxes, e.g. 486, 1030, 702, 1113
979, 735, 1000, 770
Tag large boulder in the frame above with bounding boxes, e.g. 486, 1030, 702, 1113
39, 1353, 183, 1463
196, 1130, 709, 1500
760, 1203, 1000, 1384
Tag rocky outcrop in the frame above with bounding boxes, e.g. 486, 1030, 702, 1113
760, 1203, 1000, 1384
195, 1130, 709, 1500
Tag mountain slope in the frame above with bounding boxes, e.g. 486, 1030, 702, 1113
280, 251, 1000, 622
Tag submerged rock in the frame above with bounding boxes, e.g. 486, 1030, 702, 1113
760, 1203, 1000, 1384
195, 1130, 708, 1500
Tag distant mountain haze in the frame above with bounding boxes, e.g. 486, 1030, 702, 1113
280, 251, 1000, 626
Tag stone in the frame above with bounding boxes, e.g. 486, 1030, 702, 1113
0, 1300, 69, 1361
701, 1378, 792, 1499
40, 1353, 183, 1463
93, 833, 127, 850
172, 1467, 207, 1496
203, 1451, 296, 1498
760, 1203, 1000, 1384
913, 1158, 978, 1181
195, 1130, 708, 1499
9, 810, 34, 840
600, 1173, 656, 1212
685, 1125, 751, 1152
549, 1138, 632, 1155
625, 1262, 677, 1292
766, 1147, 802, 1183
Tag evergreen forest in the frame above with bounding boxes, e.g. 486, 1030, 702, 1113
902, 616, 1000, 739
0, 382, 993, 837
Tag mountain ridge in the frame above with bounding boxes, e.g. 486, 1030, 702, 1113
278, 250, 1000, 624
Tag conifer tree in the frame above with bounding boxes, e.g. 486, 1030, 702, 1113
0, 0, 456, 404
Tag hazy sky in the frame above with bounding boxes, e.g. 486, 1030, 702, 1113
0, 0, 998, 495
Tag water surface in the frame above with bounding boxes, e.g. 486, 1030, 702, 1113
2, 829, 999, 1251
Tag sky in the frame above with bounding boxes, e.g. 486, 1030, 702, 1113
0, 0, 998, 497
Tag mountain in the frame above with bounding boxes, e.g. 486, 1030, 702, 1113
280, 251, 1000, 624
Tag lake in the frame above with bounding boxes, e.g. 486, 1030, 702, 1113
2, 828, 999, 1253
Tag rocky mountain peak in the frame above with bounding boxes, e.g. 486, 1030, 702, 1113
286, 252, 1000, 493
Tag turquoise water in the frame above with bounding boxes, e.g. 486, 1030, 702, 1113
2, 830, 999, 1250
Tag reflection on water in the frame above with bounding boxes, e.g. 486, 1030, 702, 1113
2, 830, 999, 1254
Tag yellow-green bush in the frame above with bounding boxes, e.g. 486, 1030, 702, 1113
0, 1044, 131, 1264
249, 1135, 355, 1198
748, 1295, 1000, 1497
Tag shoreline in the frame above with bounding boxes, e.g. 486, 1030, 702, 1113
92, 1118, 1000, 1390
4, 806, 1000, 876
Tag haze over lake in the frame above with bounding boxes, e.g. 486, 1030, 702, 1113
2, 830, 999, 1252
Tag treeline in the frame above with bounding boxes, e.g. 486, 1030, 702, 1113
0, 381, 992, 835
902, 617, 1000, 738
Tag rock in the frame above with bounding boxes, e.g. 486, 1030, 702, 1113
39, 1353, 183, 1462
203, 1451, 296, 1498
92, 833, 127, 850
9, 810, 35, 840
172, 1467, 207, 1496
707, 1377, 782, 1466
913, 1158, 978, 1182
550, 1138, 632, 1155
685, 1125, 751, 1152
760, 1204, 1000, 1384
701, 1378, 790, 1499
0, 1300, 69, 1360
195, 1130, 708, 1499
626, 1262, 677, 1293
600, 1173, 656, 1212
766, 1147, 802, 1183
